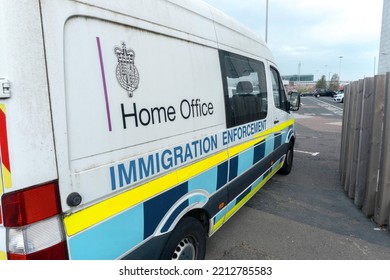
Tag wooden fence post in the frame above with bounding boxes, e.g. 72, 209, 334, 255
348, 80, 364, 199
340, 74, 390, 227
362, 75, 386, 216
354, 77, 375, 207
375, 73, 390, 225
340, 84, 351, 185
343, 81, 358, 194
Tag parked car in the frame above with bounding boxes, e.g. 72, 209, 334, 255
316, 89, 337, 97
334, 92, 344, 103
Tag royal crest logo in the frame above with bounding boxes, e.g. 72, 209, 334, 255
115, 42, 139, 97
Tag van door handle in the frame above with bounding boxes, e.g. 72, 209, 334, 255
274, 120, 280, 124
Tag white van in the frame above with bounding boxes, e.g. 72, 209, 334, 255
0, 0, 299, 260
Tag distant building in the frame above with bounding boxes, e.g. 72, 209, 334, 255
281, 74, 314, 83
379, 0, 390, 74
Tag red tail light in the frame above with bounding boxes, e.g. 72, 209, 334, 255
1, 182, 69, 260
2, 182, 61, 227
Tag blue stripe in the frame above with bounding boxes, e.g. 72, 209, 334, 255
251, 174, 265, 191
229, 156, 238, 181
265, 136, 274, 157
237, 148, 254, 175
237, 187, 251, 204
253, 141, 265, 164
214, 210, 225, 225
161, 200, 189, 233
188, 194, 208, 206
143, 183, 188, 238
188, 167, 217, 194
263, 168, 271, 179
274, 133, 282, 149
69, 204, 144, 260
216, 161, 229, 189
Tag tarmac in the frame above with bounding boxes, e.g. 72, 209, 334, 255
206, 97, 390, 260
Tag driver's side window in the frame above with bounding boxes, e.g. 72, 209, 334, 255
270, 67, 288, 112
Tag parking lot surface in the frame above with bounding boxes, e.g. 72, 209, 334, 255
206, 97, 390, 260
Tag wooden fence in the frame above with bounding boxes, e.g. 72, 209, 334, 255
340, 74, 390, 227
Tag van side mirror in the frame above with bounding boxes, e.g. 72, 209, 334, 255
289, 92, 300, 111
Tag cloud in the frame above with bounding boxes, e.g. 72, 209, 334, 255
203, 0, 383, 81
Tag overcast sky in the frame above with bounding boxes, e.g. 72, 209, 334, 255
202, 0, 383, 82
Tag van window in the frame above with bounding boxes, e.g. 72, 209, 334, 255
270, 67, 288, 112
219, 51, 268, 128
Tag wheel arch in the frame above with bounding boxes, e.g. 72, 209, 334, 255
154, 190, 211, 237
286, 127, 296, 145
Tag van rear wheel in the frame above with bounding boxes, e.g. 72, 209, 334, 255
278, 142, 294, 175
160, 216, 206, 260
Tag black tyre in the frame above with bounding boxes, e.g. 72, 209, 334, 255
278, 142, 294, 175
160, 216, 206, 260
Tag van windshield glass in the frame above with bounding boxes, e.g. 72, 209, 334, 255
219, 51, 268, 128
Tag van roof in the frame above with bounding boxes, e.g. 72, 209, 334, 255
72, 0, 275, 62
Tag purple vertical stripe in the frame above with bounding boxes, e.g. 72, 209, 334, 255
96, 37, 113, 132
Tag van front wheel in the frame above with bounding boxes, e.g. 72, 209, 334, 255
160, 216, 206, 260
278, 142, 294, 175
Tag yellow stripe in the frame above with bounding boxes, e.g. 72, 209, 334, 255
0, 167, 3, 194
228, 136, 267, 157
0, 103, 11, 191
64, 171, 178, 236
0, 251, 6, 260
176, 150, 229, 182
65, 120, 294, 236
229, 119, 293, 157
65, 150, 231, 236
273, 119, 294, 133
253, 129, 273, 140
0, 104, 4, 191
1, 164, 12, 189
65, 141, 261, 236
219, 162, 283, 231
212, 216, 225, 232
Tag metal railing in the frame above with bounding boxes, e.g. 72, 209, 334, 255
340, 74, 390, 228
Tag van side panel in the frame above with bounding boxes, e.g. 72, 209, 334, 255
37, 0, 294, 260
59, 7, 226, 258
63, 17, 226, 209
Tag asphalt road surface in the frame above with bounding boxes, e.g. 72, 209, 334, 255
206, 97, 390, 260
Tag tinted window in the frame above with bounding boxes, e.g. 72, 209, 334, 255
219, 51, 268, 128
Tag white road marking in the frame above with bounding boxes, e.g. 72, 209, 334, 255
326, 122, 342, 126
295, 150, 320, 156
310, 98, 344, 116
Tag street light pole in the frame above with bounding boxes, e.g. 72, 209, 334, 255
265, 0, 269, 43
298, 61, 301, 84
339, 56, 343, 81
